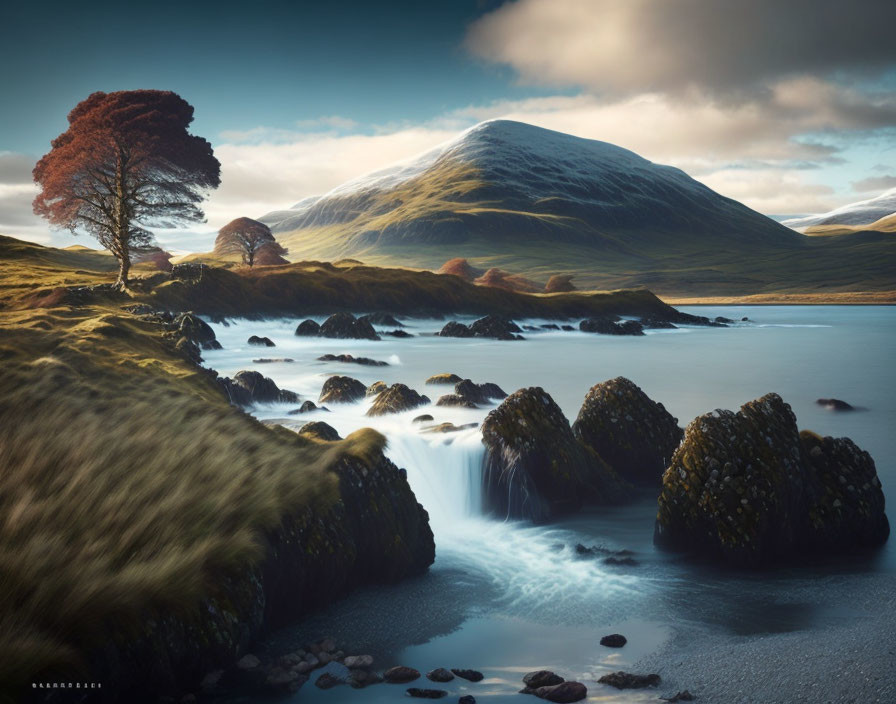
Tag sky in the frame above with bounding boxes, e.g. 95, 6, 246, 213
2, 0, 895, 251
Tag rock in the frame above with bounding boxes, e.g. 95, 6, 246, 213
247, 335, 275, 347
661, 691, 696, 702
469, 314, 523, 340
438, 321, 474, 338
561, 325, 575, 331
436, 394, 478, 409
544, 274, 576, 293
343, 655, 374, 668
266, 667, 301, 692
174, 336, 201, 363
426, 373, 463, 385
288, 400, 322, 415
386, 329, 413, 338
451, 669, 484, 682
319, 375, 366, 403
481, 387, 627, 521
318, 353, 388, 367
572, 377, 683, 485
422, 422, 479, 434
359, 312, 404, 328
816, 398, 855, 411
320, 312, 380, 340
252, 357, 294, 363
741, 316, 749, 322
295, 319, 321, 336
298, 421, 342, 441
315, 672, 341, 689
319, 638, 336, 652
220, 370, 299, 406
654, 393, 889, 566
318, 652, 332, 665
600, 633, 627, 647
714, 316, 734, 323
540, 324, 560, 330
459, 697, 476, 704
174, 312, 221, 350
384, 666, 421, 683
367, 383, 430, 416
454, 379, 507, 405
413, 414, 435, 423
236, 654, 261, 670
640, 317, 677, 329
523, 671, 564, 688
534, 681, 587, 702
366, 381, 388, 397
597, 672, 660, 689
407, 688, 448, 698
427, 668, 454, 682
523, 325, 539, 331
579, 317, 644, 336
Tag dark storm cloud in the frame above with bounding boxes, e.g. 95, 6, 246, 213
467, 0, 896, 96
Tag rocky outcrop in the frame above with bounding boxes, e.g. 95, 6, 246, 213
248, 335, 275, 347
654, 393, 889, 566
298, 421, 341, 441
454, 379, 507, 406
480, 388, 627, 521
319, 376, 367, 404
438, 321, 474, 338
367, 384, 430, 416
572, 377, 683, 485
317, 353, 388, 367
473, 267, 541, 293
220, 371, 299, 406
366, 381, 388, 397
425, 373, 463, 385
816, 398, 855, 411
544, 275, 576, 293
579, 317, 644, 336
175, 312, 221, 350
435, 394, 478, 409
295, 319, 321, 336
437, 257, 485, 281
320, 312, 380, 340
439, 315, 524, 341
288, 400, 325, 415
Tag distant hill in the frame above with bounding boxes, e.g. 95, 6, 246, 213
785, 188, 896, 232
261, 121, 895, 297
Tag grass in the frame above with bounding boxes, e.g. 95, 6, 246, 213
0, 302, 390, 696
805, 213, 896, 236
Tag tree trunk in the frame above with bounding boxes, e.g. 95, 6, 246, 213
115, 251, 131, 290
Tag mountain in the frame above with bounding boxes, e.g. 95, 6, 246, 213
784, 188, 896, 232
261, 120, 895, 297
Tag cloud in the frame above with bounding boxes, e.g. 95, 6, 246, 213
852, 175, 896, 192
465, 0, 896, 97
294, 115, 359, 131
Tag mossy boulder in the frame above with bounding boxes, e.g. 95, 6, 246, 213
654, 393, 889, 566
367, 384, 430, 416
320, 312, 379, 340
319, 376, 366, 404
572, 377, 683, 485
435, 394, 477, 409
298, 421, 342, 441
220, 371, 299, 406
366, 381, 388, 397
425, 373, 463, 385
481, 387, 628, 522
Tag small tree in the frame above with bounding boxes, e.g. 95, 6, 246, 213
214, 217, 288, 267
33, 90, 221, 290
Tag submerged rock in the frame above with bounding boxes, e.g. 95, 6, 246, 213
579, 317, 644, 336
359, 312, 405, 328
654, 393, 889, 566
451, 669, 484, 682
367, 384, 430, 416
438, 321, 474, 338
343, 655, 374, 669
426, 373, 463, 385
422, 422, 479, 434
523, 671, 564, 689
315, 673, 341, 689
407, 688, 447, 698
426, 668, 454, 683
320, 312, 380, 340
383, 666, 420, 683
480, 387, 627, 521
535, 682, 587, 702
295, 319, 321, 336
454, 379, 508, 405
318, 353, 388, 367
598, 672, 660, 689
319, 375, 367, 404
248, 335, 275, 347
572, 377, 683, 485
288, 400, 326, 415
413, 414, 435, 423
385, 329, 413, 338
220, 370, 299, 406
816, 397, 855, 411
253, 358, 295, 363
599, 634, 627, 648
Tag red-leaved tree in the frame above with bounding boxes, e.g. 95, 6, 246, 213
214, 217, 288, 267
32, 90, 221, 289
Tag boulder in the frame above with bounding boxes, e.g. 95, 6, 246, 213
426, 373, 463, 385
318, 353, 388, 367
597, 672, 660, 689
436, 394, 478, 409
654, 393, 889, 566
579, 317, 644, 336
535, 682, 587, 702
320, 312, 380, 340
343, 655, 374, 669
315, 673, 341, 689
367, 384, 430, 416
366, 381, 388, 397
236, 654, 261, 671
426, 668, 454, 683
599, 634, 627, 648
385, 329, 413, 338
572, 377, 683, 485
640, 317, 677, 330
174, 336, 201, 363
220, 370, 299, 406
248, 335, 275, 347
561, 325, 575, 331
438, 321, 474, 338
298, 422, 342, 442
319, 375, 366, 404
481, 388, 627, 522
469, 315, 523, 340
816, 398, 855, 411
422, 422, 479, 434
413, 414, 434, 423
407, 688, 447, 698
451, 669, 483, 682
523, 671, 564, 688
288, 400, 324, 415
174, 312, 221, 350
295, 319, 321, 336
383, 666, 420, 683
253, 358, 295, 363
454, 379, 508, 406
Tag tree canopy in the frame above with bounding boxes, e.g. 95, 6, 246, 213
214, 217, 288, 267
33, 90, 221, 289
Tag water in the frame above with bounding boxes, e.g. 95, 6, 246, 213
202, 307, 895, 701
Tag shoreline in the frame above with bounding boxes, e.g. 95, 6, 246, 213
660, 292, 896, 305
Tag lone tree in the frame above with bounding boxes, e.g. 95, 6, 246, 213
214, 217, 288, 267
33, 90, 221, 289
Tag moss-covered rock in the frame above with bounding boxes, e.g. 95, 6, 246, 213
319, 376, 366, 404
319, 312, 380, 340
481, 387, 628, 521
366, 381, 388, 397
366, 384, 430, 416
454, 379, 507, 406
654, 393, 889, 565
425, 373, 463, 385
572, 377, 682, 485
